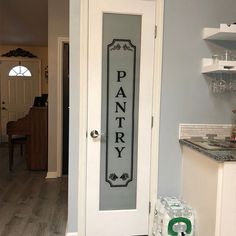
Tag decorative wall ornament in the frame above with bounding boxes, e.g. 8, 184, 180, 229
1, 48, 37, 58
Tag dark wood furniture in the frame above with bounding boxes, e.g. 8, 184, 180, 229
7, 107, 48, 171
9, 136, 27, 170
13, 137, 26, 156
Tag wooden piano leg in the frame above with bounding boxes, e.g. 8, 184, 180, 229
26, 136, 30, 170
8, 135, 13, 171
20, 144, 23, 156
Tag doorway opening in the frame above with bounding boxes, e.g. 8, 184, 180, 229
57, 37, 69, 177
62, 42, 69, 175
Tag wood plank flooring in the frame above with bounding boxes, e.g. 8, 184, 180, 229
0, 143, 68, 236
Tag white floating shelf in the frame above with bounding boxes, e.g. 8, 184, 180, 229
202, 58, 236, 73
203, 24, 236, 40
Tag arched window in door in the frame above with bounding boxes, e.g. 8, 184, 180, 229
8, 65, 32, 77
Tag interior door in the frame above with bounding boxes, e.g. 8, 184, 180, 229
0, 59, 40, 142
86, 0, 156, 235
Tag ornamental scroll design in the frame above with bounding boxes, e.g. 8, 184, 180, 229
110, 42, 134, 51
109, 173, 129, 182
1, 48, 37, 58
105, 39, 136, 188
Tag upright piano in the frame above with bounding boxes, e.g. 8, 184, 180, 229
7, 107, 48, 170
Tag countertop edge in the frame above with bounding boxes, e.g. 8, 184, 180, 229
179, 139, 236, 162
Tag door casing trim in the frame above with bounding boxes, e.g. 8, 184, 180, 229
149, 0, 165, 233
69, 0, 164, 235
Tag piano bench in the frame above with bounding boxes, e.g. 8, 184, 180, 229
9, 136, 27, 171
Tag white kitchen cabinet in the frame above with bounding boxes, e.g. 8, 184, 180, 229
181, 145, 236, 236
202, 24, 236, 74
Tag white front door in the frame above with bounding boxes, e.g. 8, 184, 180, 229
0, 59, 41, 142
86, 0, 156, 235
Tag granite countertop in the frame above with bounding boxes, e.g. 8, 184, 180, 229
179, 139, 236, 162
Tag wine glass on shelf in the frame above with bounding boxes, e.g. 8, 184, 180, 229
221, 50, 232, 61
216, 73, 226, 93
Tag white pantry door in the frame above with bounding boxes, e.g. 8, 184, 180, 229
86, 0, 156, 235
0, 59, 41, 141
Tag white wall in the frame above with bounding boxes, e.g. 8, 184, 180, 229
48, 0, 69, 172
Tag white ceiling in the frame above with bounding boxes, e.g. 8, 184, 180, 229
0, 0, 48, 46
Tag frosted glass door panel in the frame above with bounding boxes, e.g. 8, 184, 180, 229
100, 13, 141, 210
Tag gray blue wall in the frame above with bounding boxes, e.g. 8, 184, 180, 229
158, 0, 236, 196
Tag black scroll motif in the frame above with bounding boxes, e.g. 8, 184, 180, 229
123, 44, 133, 51
109, 173, 119, 181
120, 173, 129, 181
110, 43, 121, 51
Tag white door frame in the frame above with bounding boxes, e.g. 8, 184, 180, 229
69, 0, 164, 235
57, 37, 69, 177
148, 0, 165, 233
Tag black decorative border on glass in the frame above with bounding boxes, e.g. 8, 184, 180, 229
106, 39, 136, 187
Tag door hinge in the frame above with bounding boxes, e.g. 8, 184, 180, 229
151, 116, 154, 128
155, 25, 157, 39
149, 201, 151, 214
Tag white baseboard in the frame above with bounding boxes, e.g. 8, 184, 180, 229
66, 232, 79, 236
46, 171, 58, 179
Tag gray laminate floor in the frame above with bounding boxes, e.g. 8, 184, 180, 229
0, 143, 68, 236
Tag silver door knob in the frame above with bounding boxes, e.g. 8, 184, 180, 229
90, 130, 99, 138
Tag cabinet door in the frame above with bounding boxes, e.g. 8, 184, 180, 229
182, 147, 219, 236
220, 163, 236, 235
